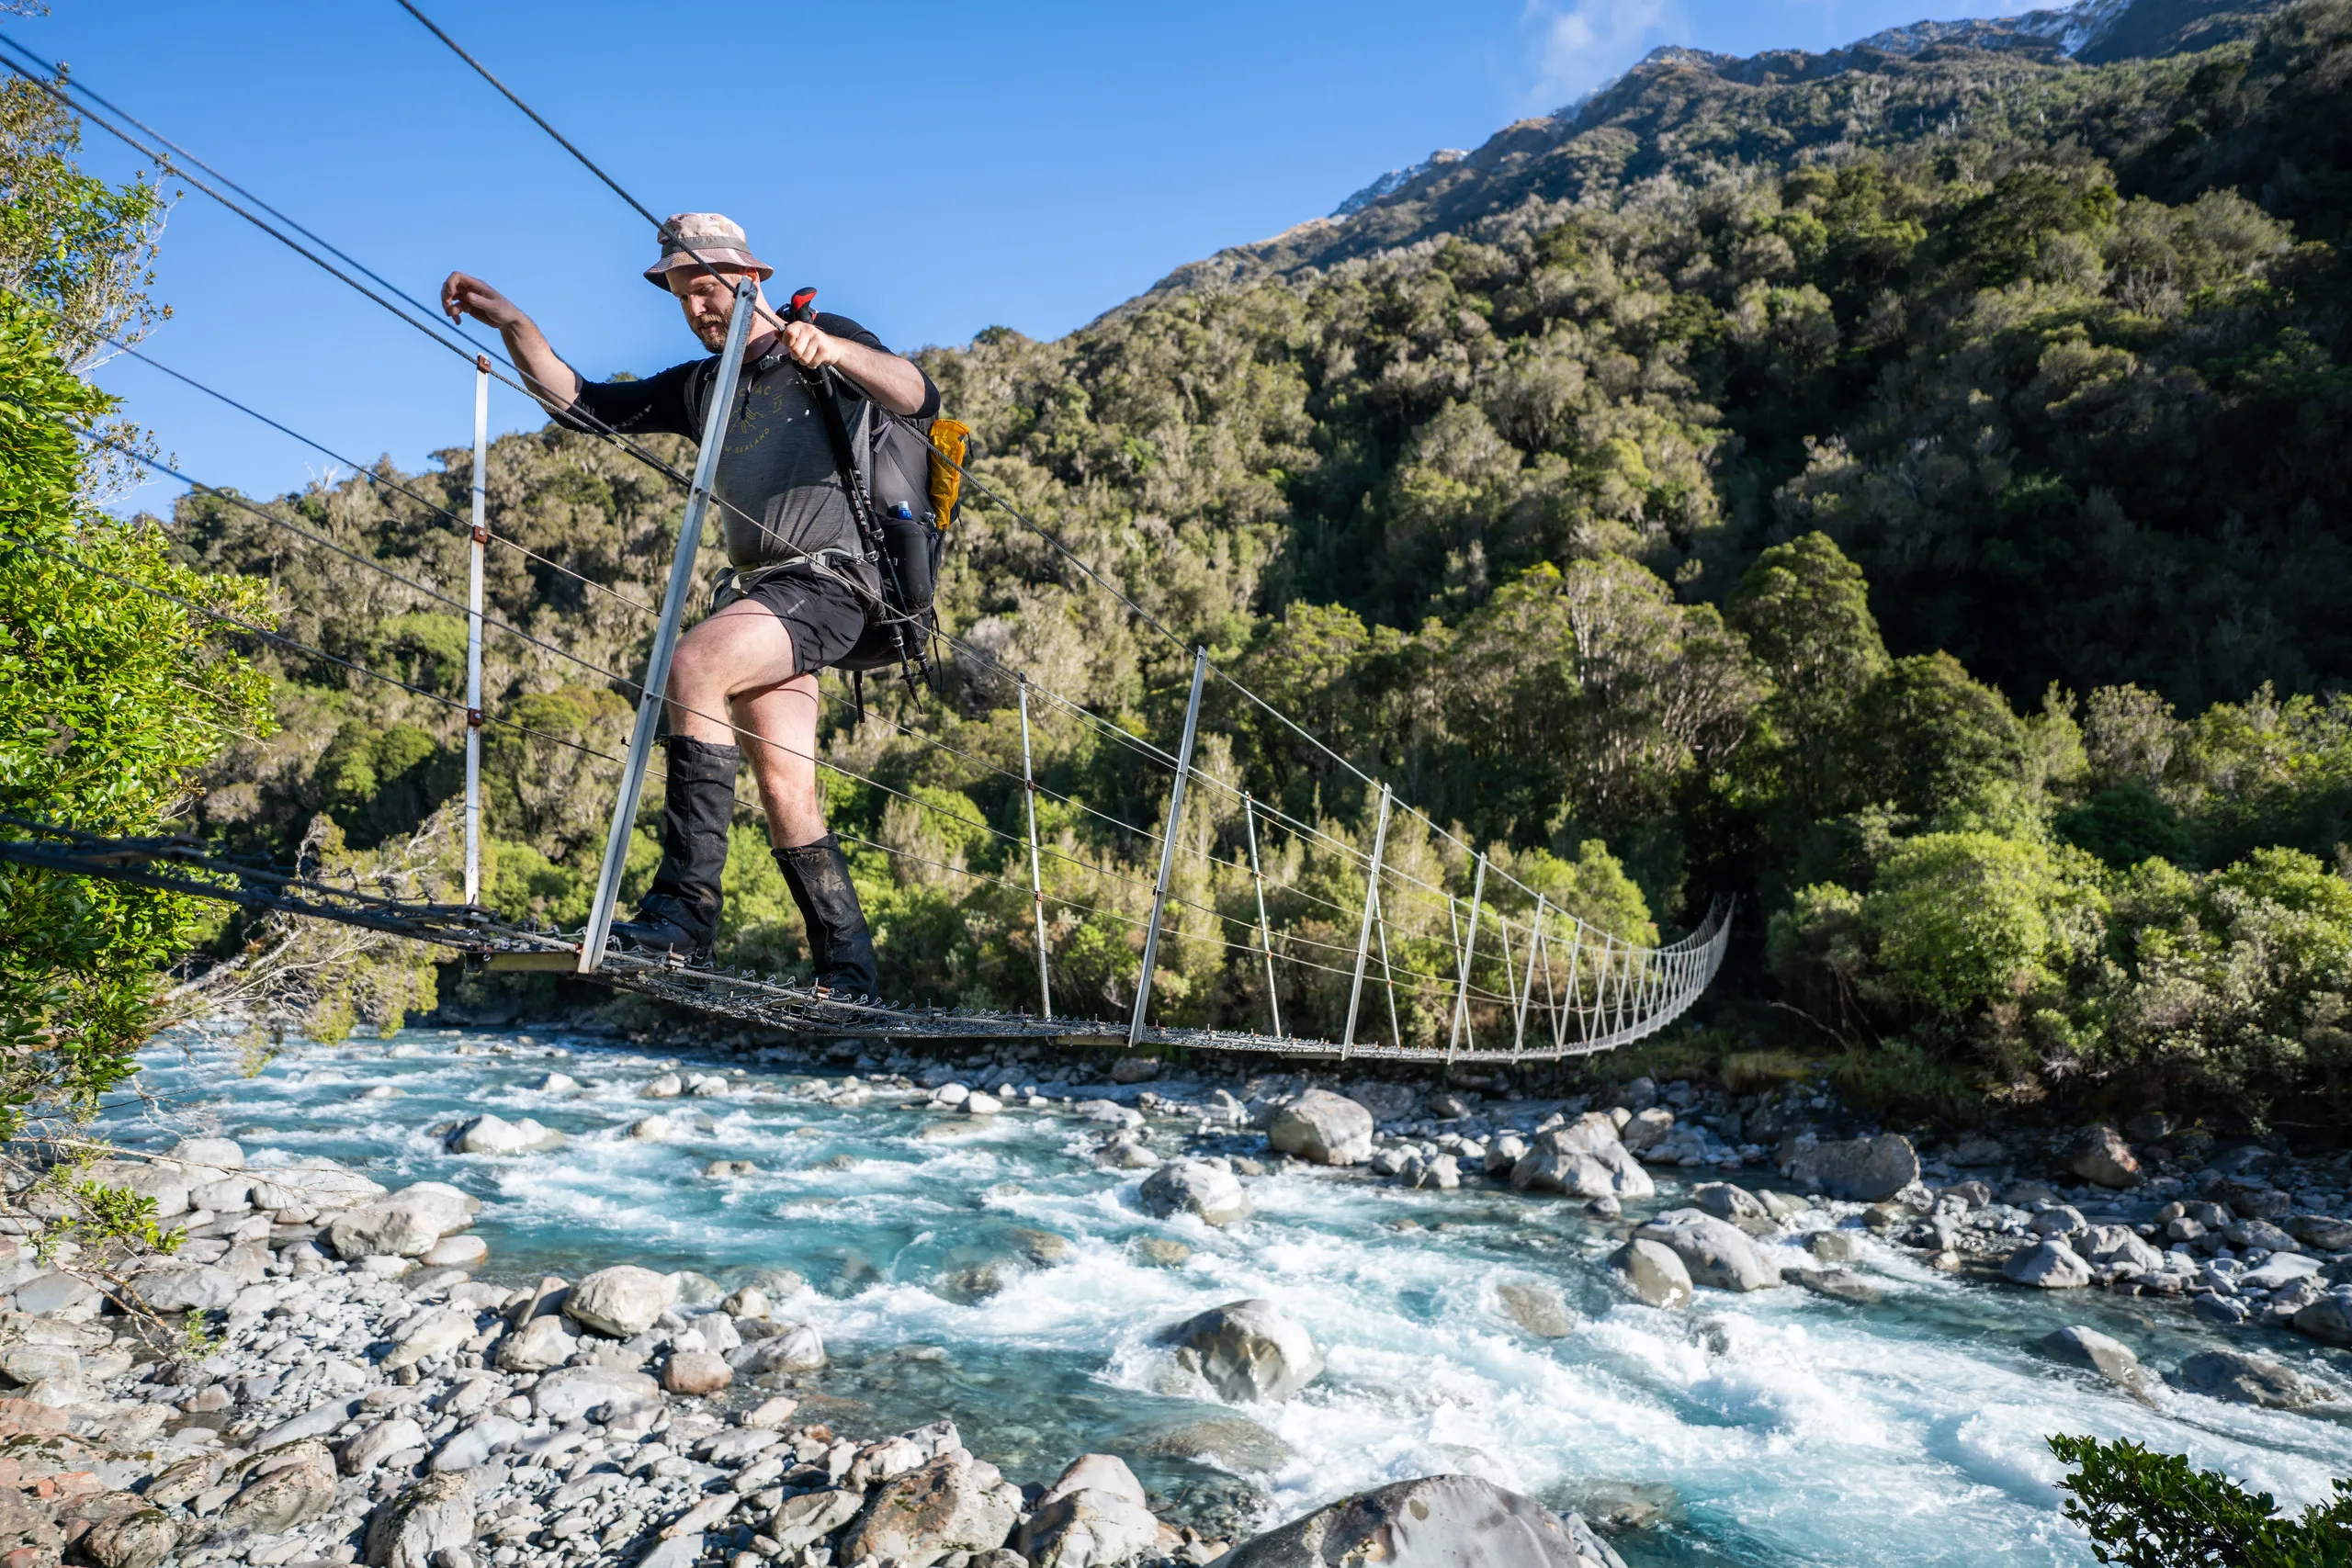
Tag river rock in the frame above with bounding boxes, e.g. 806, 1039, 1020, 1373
2041, 1326, 2150, 1393
14, 1271, 101, 1320
1021, 1487, 1159, 1568
1217, 1474, 1614, 1568
840, 1449, 1022, 1568
531, 1365, 661, 1423
129, 1260, 240, 1314
1160, 1299, 1325, 1402
2003, 1240, 2092, 1289
1792, 1269, 1882, 1304
2064, 1125, 2143, 1189
564, 1264, 678, 1337
642, 1073, 684, 1099
1139, 1160, 1252, 1227
364, 1473, 476, 1568
1497, 1280, 1573, 1337
342, 1416, 427, 1475
770, 1488, 866, 1551
2170, 1348, 2312, 1408
2225, 1218, 2299, 1254
665, 1349, 733, 1395
326, 1193, 467, 1260
83, 1159, 190, 1220
1787, 1134, 1918, 1202
1621, 1107, 1676, 1153
2079, 1225, 2165, 1274
447, 1112, 563, 1156
2289, 1214, 2352, 1252
424, 1234, 489, 1270
1804, 1230, 1862, 1264
1511, 1114, 1654, 1200
1634, 1210, 1780, 1292
628, 1114, 675, 1142
1607, 1239, 1691, 1308
735, 1324, 826, 1374
496, 1313, 577, 1371
267, 1158, 390, 1211
220, 1441, 339, 1532
1690, 1182, 1770, 1228
385, 1307, 473, 1371
81, 1508, 179, 1568
1268, 1089, 1374, 1166
429, 1414, 523, 1472
2293, 1289, 2352, 1346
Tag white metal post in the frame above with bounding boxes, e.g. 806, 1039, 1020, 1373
1129, 647, 1209, 1045
579, 279, 758, 972
1243, 794, 1282, 1038
1341, 784, 1392, 1058
1018, 677, 1052, 1019
463, 355, 488, 906
1446, 852, 1487, 1062
1513, 893, 1546, 1053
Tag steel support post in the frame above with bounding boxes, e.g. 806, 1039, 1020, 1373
1446, 852, 1487, 1062
579, 279, 757, 971
1018, 677, 1052, 1019
1243, 794, 1283, 1039
1341, 783, 1393, 1059
1514, 893, 1546, 1054
1128, 647, 1209, 1045
463, 355, 489, 906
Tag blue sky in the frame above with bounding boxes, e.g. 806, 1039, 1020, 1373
10, 0, 2041, 505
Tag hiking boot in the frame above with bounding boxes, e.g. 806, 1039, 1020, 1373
774, 832, 879, 1002
606, 736, 741, 966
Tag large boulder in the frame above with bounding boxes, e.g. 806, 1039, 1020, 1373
258, 1159, 388, 1212
2292, 1289, 2352, 1347
1787, 1135, 1918, 1202
1495, 1280, 1573, 1337
81, 1508, 179, 1568
1159, 1300, 1325, 1403
2171, 1349, 2312, 1409
127, 1260, 239, 1314
838, 1450, 1022, 1568
447, 1113, 564, 1156
563, 1265, 678, 1337
81, 1160, 190, 1220
325, 1186, 472, 1259
1634, 1210, 1780, 1292
220, 1441, 339, 1533
1021, 1489, 1159, 1568
1510, 1114, 1654, 1200
1267, 1090, 1374, 1167
2064, 1125, 2143, 1189
1216, 1475, 1617, 1568
341, 1417, 427, 1475
530, 1366, 662, 1424
495, 1314, 578, 1371
2003, 1240, 2092, 1290
733, 1324, 827, 1375
769, 1489, 865, 1552
2078, 1225, 2165, 1274
14, 1271, 102, 1320
364, 1473, 476, 1568
2288, 1214, 2352, 1252
1138, 1160, 1252, 1227
384, 1308, 474, 1371
2041, 1326, 2151, 1394
1608, 1240, 1693, 1308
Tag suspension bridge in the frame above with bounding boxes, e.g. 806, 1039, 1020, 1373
0, 12, 1731, 1066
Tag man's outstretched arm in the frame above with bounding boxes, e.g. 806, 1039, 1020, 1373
441, 272, 582, 412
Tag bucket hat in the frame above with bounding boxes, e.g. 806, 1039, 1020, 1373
643, 212, 773, 290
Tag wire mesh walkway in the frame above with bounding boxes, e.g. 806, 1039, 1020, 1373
0, 15, 1735, 1066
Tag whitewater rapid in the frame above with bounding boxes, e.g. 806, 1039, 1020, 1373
106, 1027, 2352, 1566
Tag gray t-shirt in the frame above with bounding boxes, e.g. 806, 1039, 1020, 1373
563, 312, 939, 590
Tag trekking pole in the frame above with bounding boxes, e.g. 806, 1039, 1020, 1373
463, 355, 489, 907
579, 278, 758, 972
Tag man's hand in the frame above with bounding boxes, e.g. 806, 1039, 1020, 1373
779, 320, 843, 370
442, 272, 526, 331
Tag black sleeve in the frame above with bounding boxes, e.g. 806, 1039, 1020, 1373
559, 358, 702, 439
815, 311, 942, 420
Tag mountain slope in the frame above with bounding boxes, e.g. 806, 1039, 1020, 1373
1153, 0, 2299, 299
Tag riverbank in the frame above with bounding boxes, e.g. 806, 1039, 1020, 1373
4, 1023, 2348, 1567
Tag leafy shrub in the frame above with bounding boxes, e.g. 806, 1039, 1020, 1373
2048, 1434, 2351, 1566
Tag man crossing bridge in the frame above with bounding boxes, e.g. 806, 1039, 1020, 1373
441, 213, 937, 1000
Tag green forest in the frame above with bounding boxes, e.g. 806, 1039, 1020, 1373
8, 0, 2352, 1128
